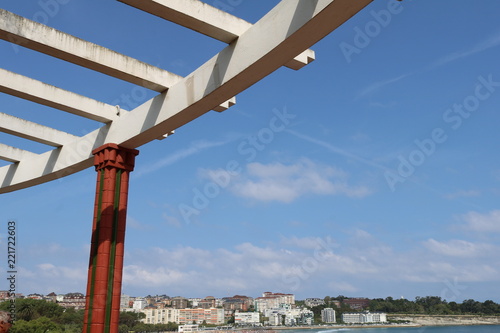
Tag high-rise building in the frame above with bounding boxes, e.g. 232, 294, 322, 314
321, 308, 336, 323
254, 292, 295, 312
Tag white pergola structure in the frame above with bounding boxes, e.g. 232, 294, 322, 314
0, 1, 372, 332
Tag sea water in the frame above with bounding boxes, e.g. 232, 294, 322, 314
281, 326, 500, 333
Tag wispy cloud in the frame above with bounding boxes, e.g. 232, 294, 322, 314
429, 31, 500, 69
287, 130, 390, 173
423, 238, 497, 258
356, 31, 500, 99
357, 73, 412, 99
136, 137, 235, 177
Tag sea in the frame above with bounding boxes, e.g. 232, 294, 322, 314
281, 326, 500, 333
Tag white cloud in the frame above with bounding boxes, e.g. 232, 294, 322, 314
423, 239, 497, 258
20, 263, 87, 294
115, 233, 500, 297
227, 159, 371, 203
17, 233, 500, 298
460, 210, 500, 233
123, 266, 186, 286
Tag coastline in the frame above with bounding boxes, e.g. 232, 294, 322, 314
269, 323, 421, 330
229, 319, 500, 332
387, 314, 500, 327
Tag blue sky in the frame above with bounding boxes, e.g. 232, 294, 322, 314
1, 0, 500, 302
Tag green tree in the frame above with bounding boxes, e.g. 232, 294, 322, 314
35, 300, 64, 319
461, 299, 482, 314
56, 307, 84, 326
119, 310, 145, 327
118, 324, 130, 333
482, 300, 499, 315
10, 316, 62, 333
16, 300, 36, 321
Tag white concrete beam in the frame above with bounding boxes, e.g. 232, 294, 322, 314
0, 143, 39, 163
0, 9, 182, 92
0, 0, 373, 193
117, 0, 316, 70
0, 113, 79, 147
0, 69, 120, 123
118, 0, 249, 43
110, 0, 374, 148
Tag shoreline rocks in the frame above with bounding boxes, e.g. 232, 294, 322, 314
388, 314, 500, 326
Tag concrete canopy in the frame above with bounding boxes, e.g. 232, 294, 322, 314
0, 0, 373, 194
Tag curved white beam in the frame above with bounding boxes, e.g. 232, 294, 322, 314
0, 8, 182, 92
0, 0, 373, 193
118, 0, 316, 70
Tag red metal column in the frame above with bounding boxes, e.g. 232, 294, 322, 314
83, 144, 139, 333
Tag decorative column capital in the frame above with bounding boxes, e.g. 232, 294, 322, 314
92, 143, 139, 172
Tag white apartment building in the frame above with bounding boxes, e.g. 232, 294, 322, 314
120, 294, 130, 309
263, 307, 313, 326
142, 308, 179, 325
234, 311, 260, 325
267, 313, 281, 326
188, 298, 202, 308
255, 292, 295, 312
178, 308, 225, 325
133, 298, 148, 310
342, 311, 387, 324
321, 308, 336, 323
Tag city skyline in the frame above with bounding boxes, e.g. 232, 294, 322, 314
1, 0, 500, 302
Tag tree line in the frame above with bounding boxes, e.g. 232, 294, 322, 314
0, 299, 178, 333
369, 296, 500, 315
309, 296, 500, 321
